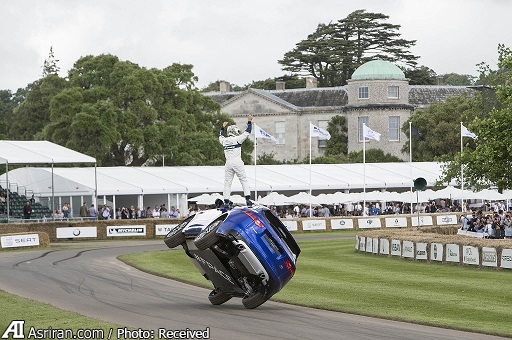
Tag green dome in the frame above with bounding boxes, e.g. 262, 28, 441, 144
351, 60, 405, 80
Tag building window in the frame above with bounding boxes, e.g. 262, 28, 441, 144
358, 86, 369, 99
389, 116, 400, 141
275, 121, 285, 145
388, 86, 399, 98
317, 120, 328, 148
358, 116, 369, 142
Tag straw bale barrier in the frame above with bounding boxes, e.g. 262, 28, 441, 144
356, 226, 512, 269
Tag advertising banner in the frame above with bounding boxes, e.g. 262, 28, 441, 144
379, 238, 390, 255
372, 238, 378, 254
359, 236, 366, 251
155, 224, 178, 236
282, 220, 298, 231
436, 215, 457, 226
402, 240, 414, 258
302, 219, 326, 231
416, 243, 428, 260
463, 246, 479, 265
107, 225, 146, 237
56, 227, 97, 239
1, 234, 40, 248
481, 247, 497, 267
331, 219, 354, 230
358, 218, 381, 229
411, 215, 433, 227
430, 243, 444, 262
501, 249, 512, 269
391, 239, 401, 256
385, 217, 407, 228
446, 244, 460, 262
365, 237, 373, 253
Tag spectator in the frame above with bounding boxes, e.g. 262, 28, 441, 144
88, 204, 97, 218
459, 212, 470, 230
23, 200, 32, 220
160, 208, 169, 218
169, 206, 179, 218
80, 202, 88, 218
152, 205, 160, 218
503, 212, 512, 238
101, 205, 111, 220
483, 215, 494, 238
62, 203, 70, 219
121, 207, 129, 219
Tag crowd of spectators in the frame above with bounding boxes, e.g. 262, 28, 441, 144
459, 201, 512, 239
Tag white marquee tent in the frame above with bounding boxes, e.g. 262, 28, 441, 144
0, 141, 96, 220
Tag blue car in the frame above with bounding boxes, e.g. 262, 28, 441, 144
164, 205, 300, 309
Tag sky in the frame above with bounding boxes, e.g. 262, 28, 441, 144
1, 0, 511, 92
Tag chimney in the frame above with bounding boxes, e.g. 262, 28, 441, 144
219, 80, 231, 92
276, 81, 285, 91
436, 76, 444, 85
306, 76, 317, 89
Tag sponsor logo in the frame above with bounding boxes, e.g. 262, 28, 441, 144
109, 227, 144, 234
392, 243, 401, 252
367, 220, 373, 225
449, 249, 458, 256
482, 251, 497, 263
433, 244, 438, 259
73, 229, 81, 236
338, 220, 345, 226
404, 246, 413, 253
502, 255, 512, 262
465, 247, 473, 256
417, 250, 426, 256
442, 217, 453, 223
193, 253, 235, 285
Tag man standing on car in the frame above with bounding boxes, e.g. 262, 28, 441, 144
219, 114, 253, 208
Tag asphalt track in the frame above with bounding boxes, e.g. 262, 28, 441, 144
0, 240, 506, 340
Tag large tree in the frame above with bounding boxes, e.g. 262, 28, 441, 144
402, 93, 482, 162
10, 54, 251, 167
279, 10, 419, 87
325, 115, 348, 157
440, 44, 512, 190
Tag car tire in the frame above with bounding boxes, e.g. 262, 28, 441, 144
164, 216, 195, 249
194, 219, 222, 250
242, 291, 268, 309
208, 289, 231, 305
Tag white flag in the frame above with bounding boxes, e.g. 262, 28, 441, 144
461, 124, 477, 139
254, 124, 277, 141
310, 123, 331, 140
362, 124, 381, 141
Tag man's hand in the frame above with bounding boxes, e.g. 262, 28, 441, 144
248, 114, 253, 121
223, 122, 228, 127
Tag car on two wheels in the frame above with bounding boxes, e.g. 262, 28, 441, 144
164, 205, 300, 309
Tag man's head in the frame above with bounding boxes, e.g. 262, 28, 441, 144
227, 125, 241, 136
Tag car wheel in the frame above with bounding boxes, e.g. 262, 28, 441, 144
208, 289, 231, 305
163, 219, 192, 248
242, 290, 269, 309
194, 219, 222, 250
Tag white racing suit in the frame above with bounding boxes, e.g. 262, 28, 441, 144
219, 122, 252, 202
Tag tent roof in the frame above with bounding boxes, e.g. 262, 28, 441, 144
0, 162, 450, 197
0, 140, 96, 164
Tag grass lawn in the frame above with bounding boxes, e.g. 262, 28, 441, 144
0, 290, 123, 339
120, 235, 512, 337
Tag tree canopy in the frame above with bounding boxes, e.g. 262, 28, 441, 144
6, 54, 253, 167
440, 44, 512, 190
279, 10, 419, 87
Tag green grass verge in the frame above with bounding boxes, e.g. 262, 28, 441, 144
119, 237, 512, 337
0, 290, 124, 339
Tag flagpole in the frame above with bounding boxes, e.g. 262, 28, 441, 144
363, 123, 366, 216
309, 122, 313, 217
460, 122, 464, 212
410, 122, 413, 215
